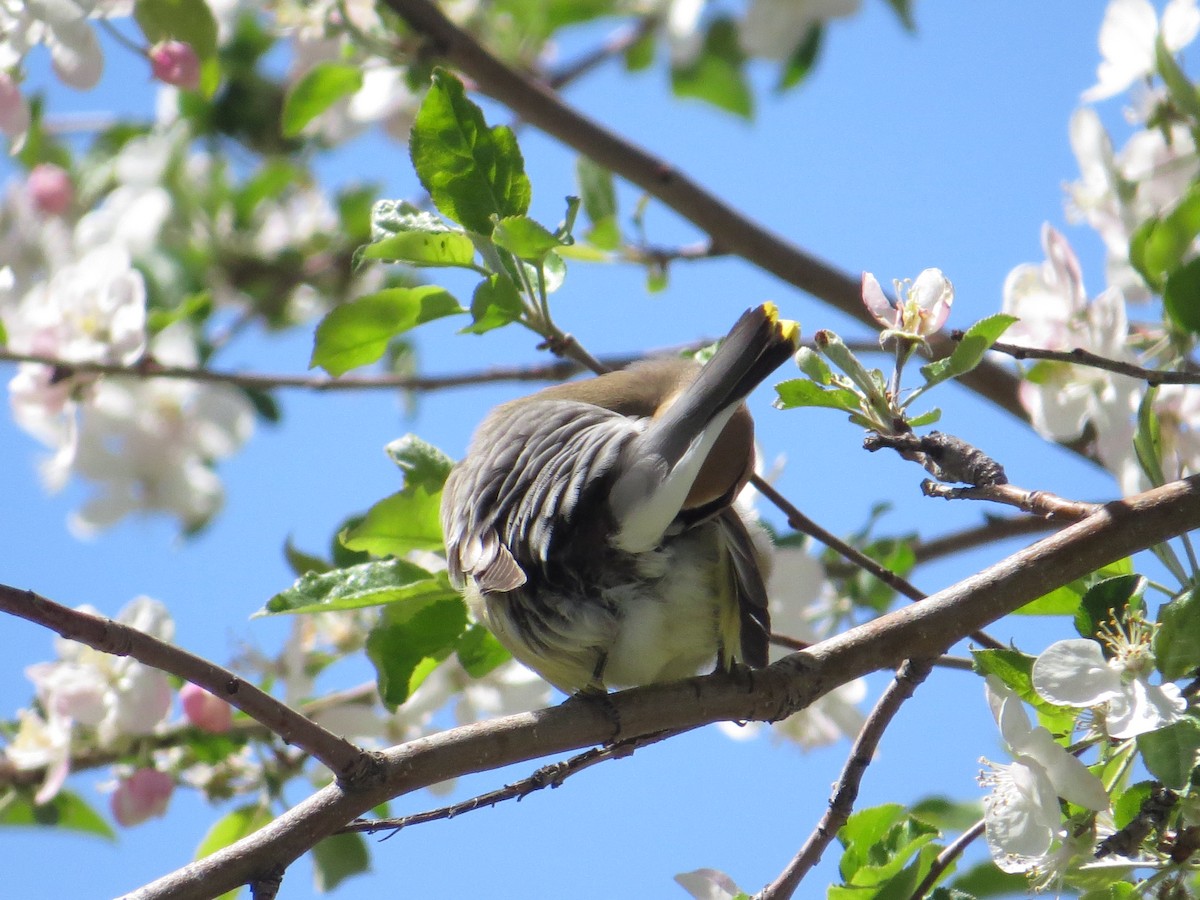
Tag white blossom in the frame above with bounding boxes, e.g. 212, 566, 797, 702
862, 268, 953, 342
6, 597, 175, 803
1032, 619, 1186, 740
1002, 224, 1144, 491
739, 0, 860, 60
978, 678, 1109, 874
1083, 0, 1200, 102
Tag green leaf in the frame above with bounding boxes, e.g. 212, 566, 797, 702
463, 274, 524, 334
836, 804, 939, 889
1137, 716, 1200, 789
312, 832, 370, 892
774, 378, 863, 413
671, 18, 753, 118
134, 0, 218, 59
409, 69, 531, 235
971, 648, 1077, 734
905, 408, 942, 427
1074, 574, 1146, 639
909, 796, 983, 834
361, 229, 477, 269
1163, 256, 1200, 335
1155, 588, 1200, 680
1130, 184, 1200, 290
384, 434, 455, 493
0, 789, 116, 841
366, 596, 469, 708
492, 215, 565, 262
949, 860, 1030, 897
310, 287, 464, 376
1134, 386, 1167, 488
456, 623, 511, 677
1015, 582, 1085, 616
794, 347, 832, 384
281, 62, 363, 137
259, 558, 453, 616
777, 25, 823, 92
1156, 34, 1200, 124
283, 536, 331, 578
1111, 780, 1156, 831
196, 804, 273, 859
918, 314, 1017, 391
576, 157, 620, 250
341, 486, 445, 557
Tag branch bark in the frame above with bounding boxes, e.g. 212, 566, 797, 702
113, 474, 1200, 900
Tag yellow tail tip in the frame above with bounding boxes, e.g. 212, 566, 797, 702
760, 302, 801, 347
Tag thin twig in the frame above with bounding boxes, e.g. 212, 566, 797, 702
908, 819, 987, 899
985, 338, 1200, 386
342, 728, 681, 836
911, 515, 1060, 564
0, 586, 372, 784
759, 658, 935, 899
751, 475, 1005, 651
921, 481, 1102, 521
544, 15, 659, 90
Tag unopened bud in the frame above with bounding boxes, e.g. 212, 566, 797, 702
149, 41, 201, 91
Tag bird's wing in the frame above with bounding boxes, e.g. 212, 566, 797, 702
441, 399, 640, 593
716, 507, 771, 668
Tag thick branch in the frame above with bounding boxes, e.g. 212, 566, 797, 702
0, 588, 369, 782
380, 0, 1029, 427
118, 475, 1200, 900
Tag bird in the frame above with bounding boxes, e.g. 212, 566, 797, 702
440, 303, 800, 693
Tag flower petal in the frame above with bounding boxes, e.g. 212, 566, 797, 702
1032, 638, 1122, 706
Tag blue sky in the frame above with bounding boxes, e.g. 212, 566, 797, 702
0, 2, 1140, 897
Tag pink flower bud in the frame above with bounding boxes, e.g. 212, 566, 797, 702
149, 41, 201, 91
180, 682, 233, 734
111, 768, 173, 827
27, 163, 73, 216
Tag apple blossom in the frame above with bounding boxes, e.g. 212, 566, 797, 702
111, 768, 174, 827
1083, 0, 1200, 102
1032, 617, 1186, 740
977, 678, 1108, 874
862, 268, 953, 344
6, 708, 72, 804
1002, 225, 1145, 491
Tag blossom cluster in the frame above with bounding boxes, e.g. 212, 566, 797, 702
1003, 0, 1200, 494
4, 596, 235, 826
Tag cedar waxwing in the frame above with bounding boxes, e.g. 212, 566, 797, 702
441, 304, 800, 693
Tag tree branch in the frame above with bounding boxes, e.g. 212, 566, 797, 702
921, 481, 1102, 520
114, 474, 1200, 900
379, 0, 1031, 430
0, 587, 370, 783
760, 658, 934, 899
984, 338, 1200, 386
